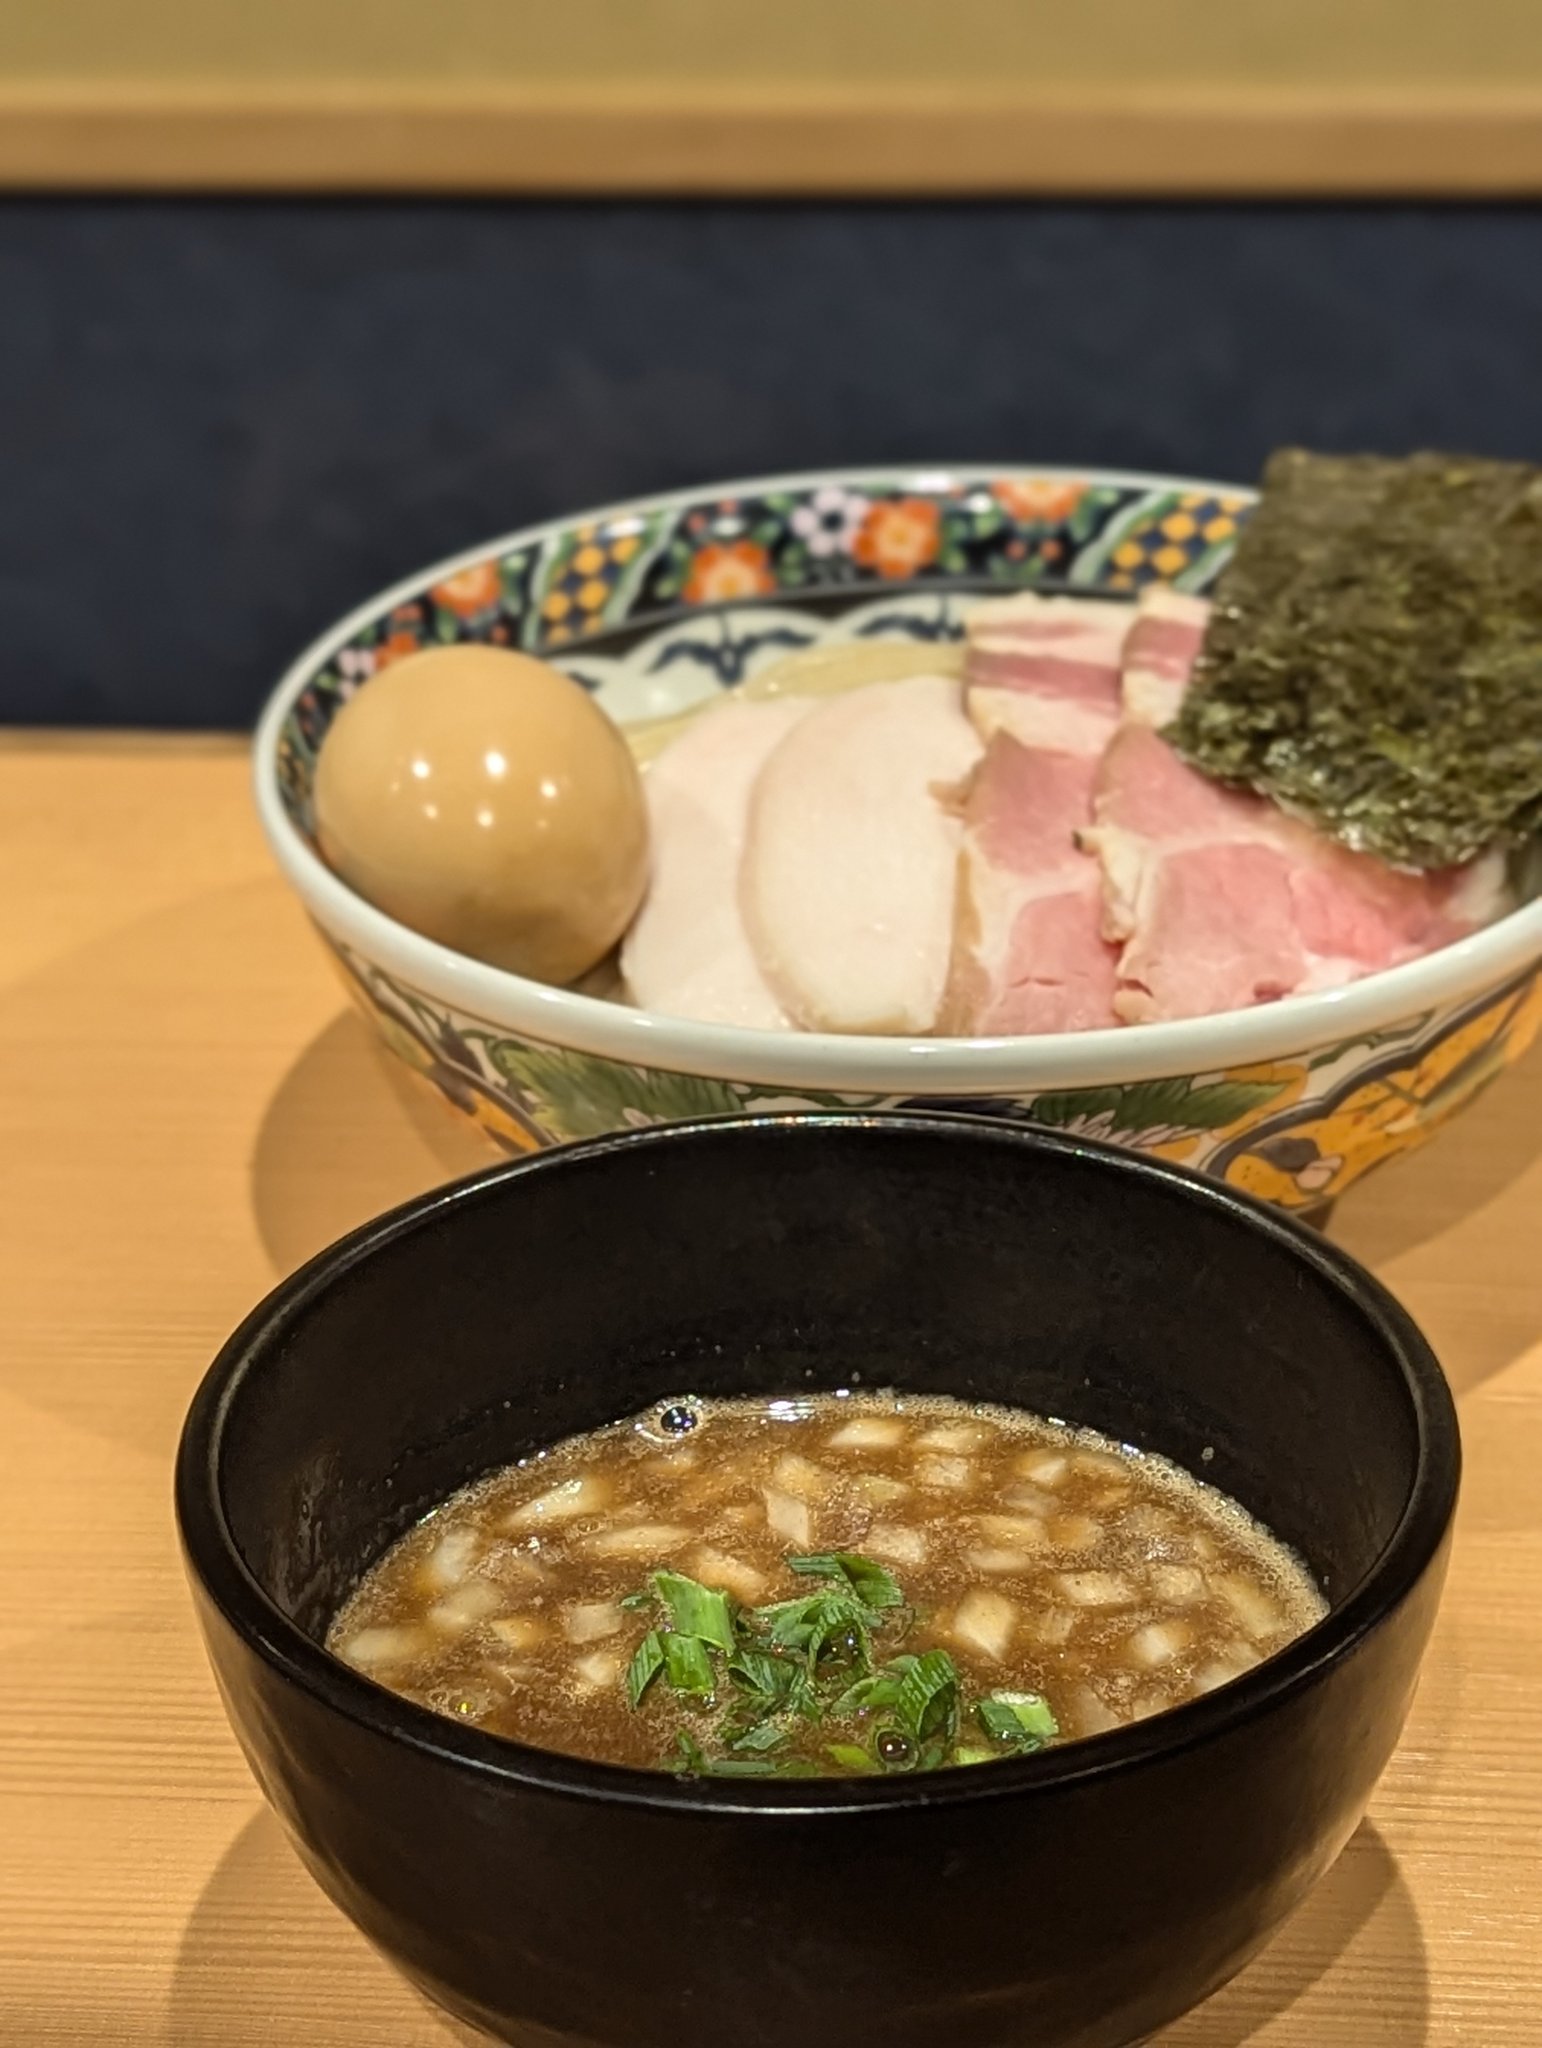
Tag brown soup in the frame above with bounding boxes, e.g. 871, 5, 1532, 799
328, 1391, 1325, 1779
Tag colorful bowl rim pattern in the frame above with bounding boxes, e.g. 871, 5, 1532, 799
255, 463, 1542, 1096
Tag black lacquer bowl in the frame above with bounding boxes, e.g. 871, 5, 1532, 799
176, 1114, 1459, 2048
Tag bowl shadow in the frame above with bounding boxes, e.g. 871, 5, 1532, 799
250, 1007, 496, 1279
166, 1807, 1423, 2048
1158, 1821, 1426, 2044
1329, 1039, 1542, 1396
0, 877, 354, 1461
164, 1807, 478, 2047
1331, 1038, 1542, 1265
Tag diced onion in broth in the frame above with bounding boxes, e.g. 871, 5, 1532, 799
1003, 1481, 1058, 1517
339, 1624, 429, 1671
1216, 1574, 1282, 1641
1191, 1642, 1263, 1695
489, 1615, 547, 1652
418, 1526, 483, 1592
1127, 1620, 1191, 1668
952, 1588, 1017, 1661
918, 1423, 988, 1452
572, 1650, 624, 1692
966, 1547, 1034, 1574
427, 1580, 506, 1631
1047, 1514, 1101, 1553
916, 1455, 974, 1491
687, 1548, 770, 1604
762, 1488, 812, 1547
1148, 1563, 1207, 1605
1016, 1452, 1068, 1487
975, 1513, 1046, 1550
865, 1524, 927, 1566
562, 1601, 624, 1644
854, 1474, 911, 1507
826, 1417, 907, 1451
1067, 1684, 1124, 1736
1057, 1571, 1137, 1609
581, 1523, 694, 1559
505, 1475, 612, 1529
771, 1453, 836, 1502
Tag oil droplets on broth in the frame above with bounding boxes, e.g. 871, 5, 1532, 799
328, 1391, 1326, 1779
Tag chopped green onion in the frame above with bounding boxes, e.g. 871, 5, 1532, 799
730, 1720, 787, 1754
674, 1730, 707, 1773
651, 1571, 736, 1654
626, 1549, 1058, 1780
896, 1650, 961, 1743
787, 1552, 905, 1611
753, 1594, 818, 1647
676, 1730, 787, 1778
784, 1666, 820, 1722
825, 1743, 881, 1774
758, 1588, 872, 1674
618, 1589, 654, 1613
833, 1652, 922, 1718
756, 1590, 842, 1647
661, 1631, 717, 1698
832, 1671, 904, 1716
625, 1630, 666, 1709
727, 1649, 790, 1701
977, 1691, 1059, 1748
808, 1600, 872, 1675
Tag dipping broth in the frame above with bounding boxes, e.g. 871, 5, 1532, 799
329, 1392, 1326, 1779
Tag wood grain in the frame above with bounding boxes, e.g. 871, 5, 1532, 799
4, 0, 1542, 192
12, 0, 1542, 89
2, 731, 1540, 2042
7, 81, 1542, 195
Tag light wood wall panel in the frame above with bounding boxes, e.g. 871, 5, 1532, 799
2, 0, 1542, 192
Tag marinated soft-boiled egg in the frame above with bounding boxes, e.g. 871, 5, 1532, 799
314, 644, 648, 984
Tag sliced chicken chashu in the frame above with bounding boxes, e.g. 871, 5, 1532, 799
742, 674, 982, 1034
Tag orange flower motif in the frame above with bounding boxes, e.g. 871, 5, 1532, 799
682, 539, 776, 604
992, 478, 1085, 524
431, 559, 501, 618
372, 630, 422, 669
853, 497, 942, 580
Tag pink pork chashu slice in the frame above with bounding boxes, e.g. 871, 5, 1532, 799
621, 695, 815, 1029
1084, 590, 1512, 1025
942, 592, 1130, 1035
964, 591, 1134, 754
741, 674, 983, 1034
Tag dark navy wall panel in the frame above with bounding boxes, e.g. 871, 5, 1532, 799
2, 200, 1541, 727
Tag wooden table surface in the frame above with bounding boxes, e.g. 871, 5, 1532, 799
3, 731, 1541, 2045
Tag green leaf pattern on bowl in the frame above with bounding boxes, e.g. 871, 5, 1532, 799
327, 940, 1542, 1213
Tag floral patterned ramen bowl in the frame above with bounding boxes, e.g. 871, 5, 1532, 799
255, 465, 1542, 1215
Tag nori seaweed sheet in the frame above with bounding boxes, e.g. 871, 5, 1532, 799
1170, 448, 1542, 868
